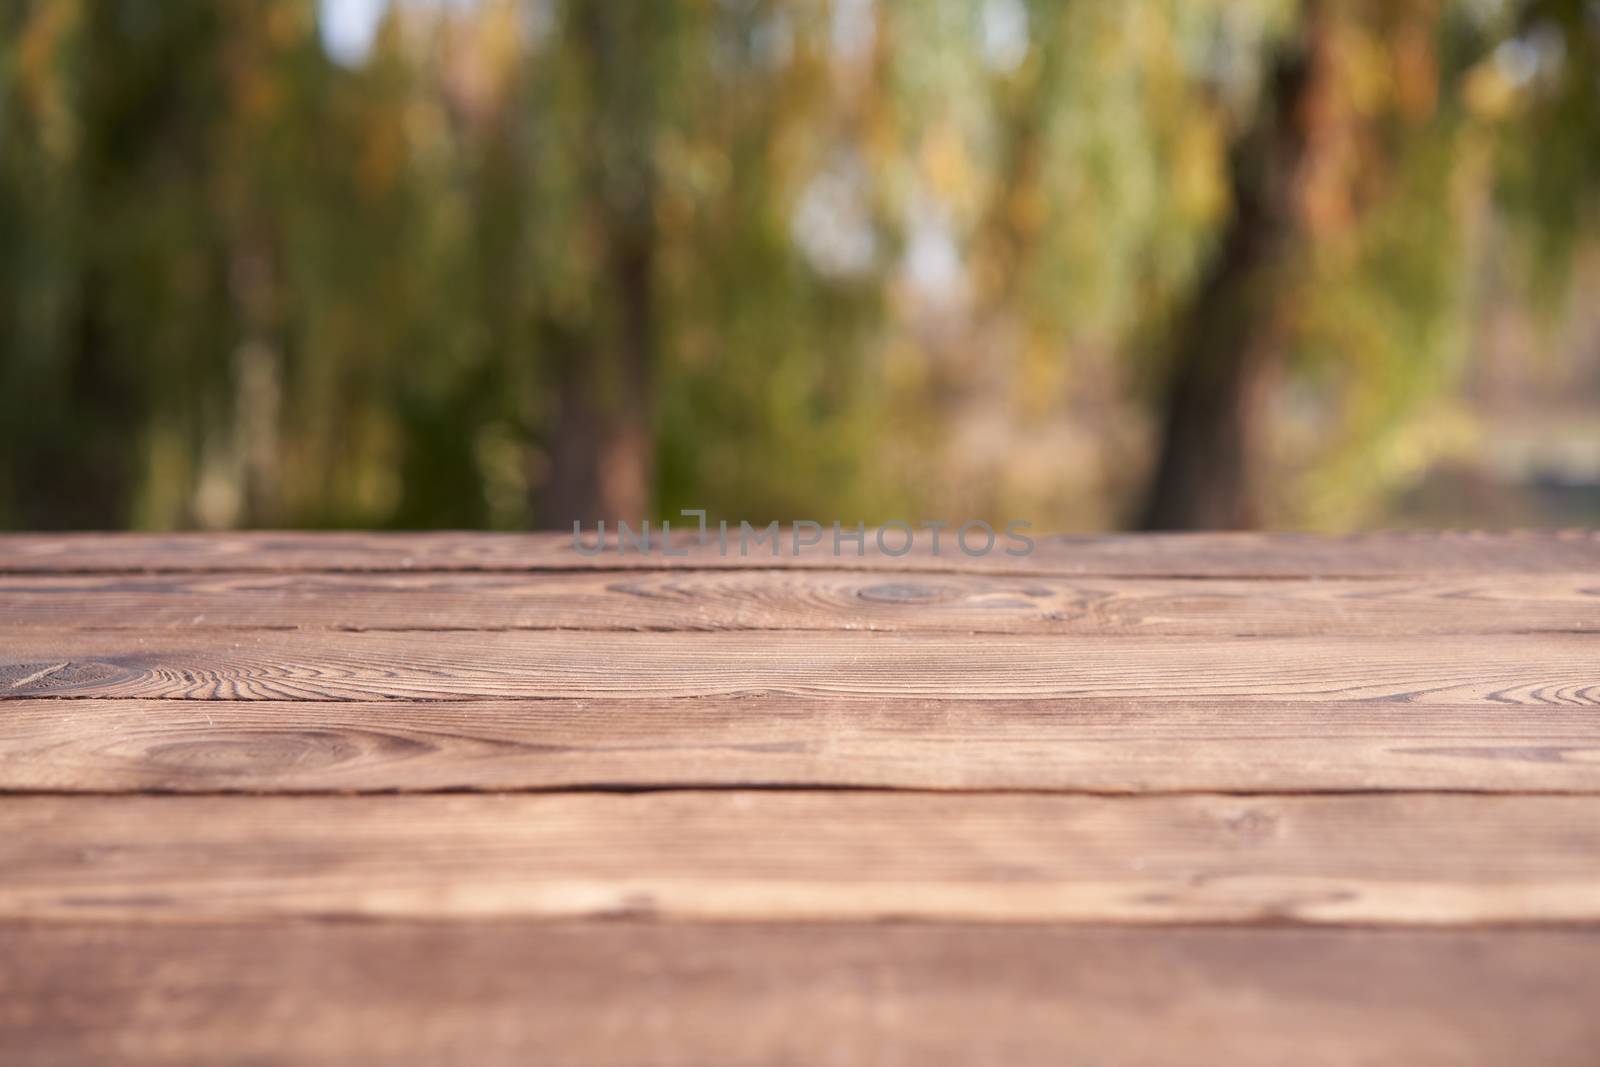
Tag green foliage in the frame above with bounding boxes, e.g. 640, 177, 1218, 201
2, 0, 1597, 530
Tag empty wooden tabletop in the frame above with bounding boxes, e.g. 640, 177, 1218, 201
2, 531, 1598, 1065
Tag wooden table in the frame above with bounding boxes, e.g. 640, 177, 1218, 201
2, 530, 1599, 1065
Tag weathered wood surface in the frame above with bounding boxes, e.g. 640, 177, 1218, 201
3, 528, 1599, 576
5, 696, 1599, 793
4, 793, 1599, 924
3, 531, 1598, 1064
2, 570, 1595, 634
6, 921, 1599, 1067
5, 629, 1596, 704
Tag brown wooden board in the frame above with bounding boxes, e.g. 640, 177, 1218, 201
2, 570, 1596, 635
3, 628, 1596, 704
3, 529, 1598, 576
4, 792, 1599, 924
4, 696, 1598, 793
4, 531, 1597, 1063
5, 921, 1599, 1067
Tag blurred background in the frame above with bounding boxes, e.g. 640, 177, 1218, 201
2, 0, 1597, 532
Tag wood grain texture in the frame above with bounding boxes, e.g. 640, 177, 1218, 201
4, 792, 1600, 923
3, 570, 1596, 635
6, 920, 1600, 1067
5, 696, 1599, 793
5, 529, 1596, 1063
3, 529, 1598, 576
3, 628, 1596, 704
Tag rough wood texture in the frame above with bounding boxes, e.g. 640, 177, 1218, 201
3, 528, 1598, 576
4, 793, 1599, 924
3, 570, 1595, 635
5, 696, 1599, 793
4, 629, 1596, 704
6, 921, 1599, 1067
5, 531, 1598, 1064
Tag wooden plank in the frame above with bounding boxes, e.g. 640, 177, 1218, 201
2, 529, 1598, 576
2, 570, 1596, 635
2, 628, 1595, 704
5, 921, 1599, 1067
5, 696, 1599, 794
4, 793, 1599, 923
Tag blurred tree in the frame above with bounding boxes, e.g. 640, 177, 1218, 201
1493, 0, 1600, 294
1140, 0, 1351, 529
530, 2, 671, 527
1140, 0, 1600, 528
653, 0, 895, 524
1, 1, 239, 528
2, 0, 1598, 534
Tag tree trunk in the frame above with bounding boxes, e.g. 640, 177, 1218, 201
536, 4, 659, 529
539, 232, 654, 527
1139, 0, 1347, 530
